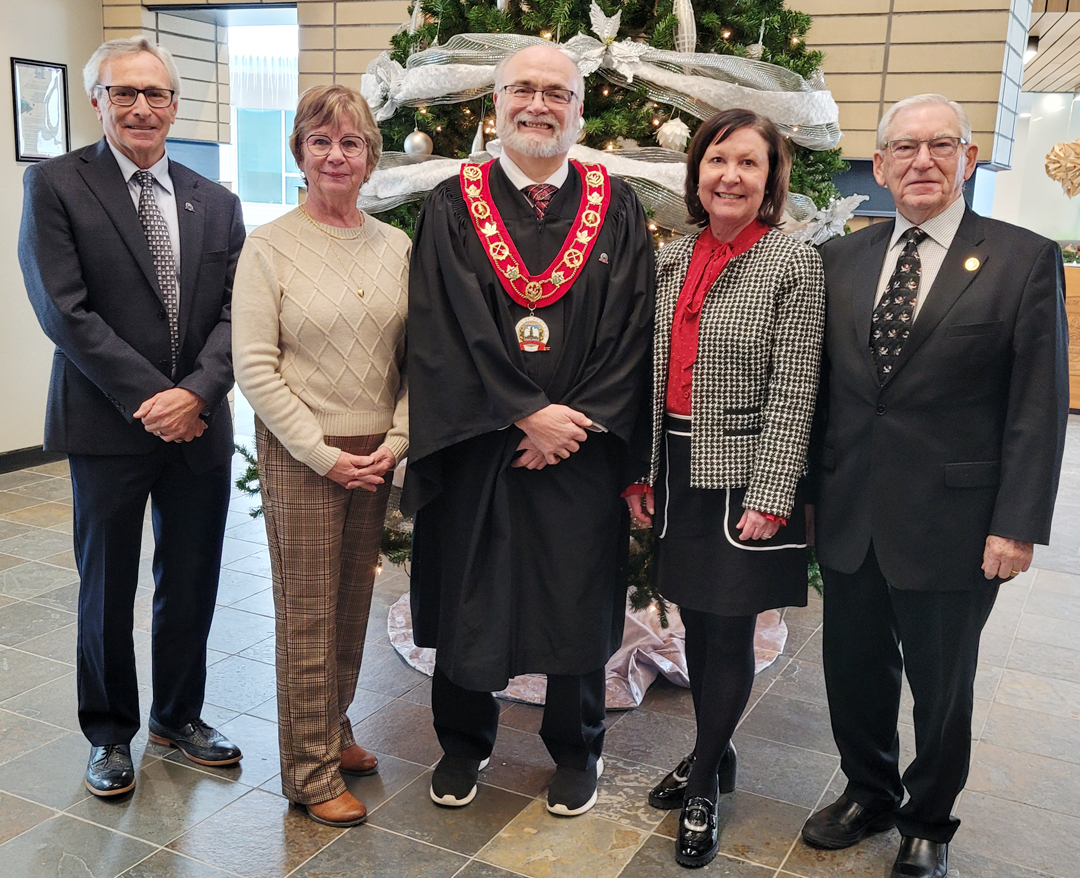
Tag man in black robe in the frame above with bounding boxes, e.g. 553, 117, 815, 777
403, 44, 654, 817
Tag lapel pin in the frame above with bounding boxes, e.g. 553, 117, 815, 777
599, 252, 609, 263
184, 202, 194, 212
964, 257, 980, 272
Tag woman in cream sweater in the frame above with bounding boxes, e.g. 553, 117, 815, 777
232, 85, 409, 828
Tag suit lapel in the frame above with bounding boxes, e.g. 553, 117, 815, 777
852, 221, 893, 384
170, 160, 204, 350
78, 139, 161, 297
883, 208, 988, 385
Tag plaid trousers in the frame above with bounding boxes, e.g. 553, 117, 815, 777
255, 418, 390, 804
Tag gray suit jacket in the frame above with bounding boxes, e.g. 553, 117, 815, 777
19, 138, 245, 472
813, 208, 1068, 590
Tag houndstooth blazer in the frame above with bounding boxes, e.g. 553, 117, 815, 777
648, 228, 826, 517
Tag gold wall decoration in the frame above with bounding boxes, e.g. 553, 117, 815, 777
1046, 139, 1080, 198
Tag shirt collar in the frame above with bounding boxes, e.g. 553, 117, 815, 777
107, 140, 173, 195
700, 219, 770, 256
499, 153, 570, 191
891, 195, 965, 251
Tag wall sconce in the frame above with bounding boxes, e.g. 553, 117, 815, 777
1024, 35, 1039, 64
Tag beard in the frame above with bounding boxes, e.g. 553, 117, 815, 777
496, 108, 578, 158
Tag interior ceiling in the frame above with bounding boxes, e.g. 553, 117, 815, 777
1024, 3, 1080, 93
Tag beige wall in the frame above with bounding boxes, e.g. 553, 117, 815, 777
802, 0, 1030, 166
295, 0, 410, 93
1, 0, 103, 455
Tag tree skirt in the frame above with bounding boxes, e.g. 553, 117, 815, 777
387, 594, 788, 710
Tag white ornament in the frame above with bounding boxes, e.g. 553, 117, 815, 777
471, 118, 486, 155
589, 3, 621, 44
616, 136, 639, 149
746, 43, 764, 60
408, 0, 424, 35
404, 129, 434, 157
673, 0, 697, 54
657, 118, 691, 153
497, 0, 508, 10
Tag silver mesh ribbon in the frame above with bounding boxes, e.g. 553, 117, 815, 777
357, 145, 860, 236
361, 5, 841, 150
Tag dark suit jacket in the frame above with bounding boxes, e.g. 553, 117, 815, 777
814, 207, 1068, 591
19, 138, 245, 473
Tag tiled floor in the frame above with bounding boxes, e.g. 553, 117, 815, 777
2, 419, 1080, 877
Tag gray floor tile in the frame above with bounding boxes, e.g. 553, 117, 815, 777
205, 607, 276, 655
0, 645, 71, 700
603, 707, 696, 771
343, 751, 428, 812
0, 813, 154, 878
967, 741, 1080, 818
0, 599, 75, 646
0, 790, 55, 845
994, 668, 1080, 719
729, 734, 839, 810
168, 789, 344, 878
203, 654, 278, 714
119, 849, 242, 878
621, 833, 775, 877
739, 693, 838, 757
290, 823, 468, 878
351, 699, 444, 767
0, 707, 68, 766
981, 702, 1080, 765
68, 757, 251, 845
1006, 637, 1080, 684
368, 770, 531, 856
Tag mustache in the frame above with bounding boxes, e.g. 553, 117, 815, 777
513, 110, 560, 128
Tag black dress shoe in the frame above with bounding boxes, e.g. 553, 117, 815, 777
85, 744, 135, 797
148, 718, 242, 766
649, 744, 737, 810
892, 837, 947, 878
802, 794, 895, 849
675, 795, 719, 868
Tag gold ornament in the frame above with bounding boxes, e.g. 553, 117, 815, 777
1046, 139, 1080, 198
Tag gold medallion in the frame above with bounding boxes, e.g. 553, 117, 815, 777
516, 314, 550, 352
964, 257, 980, 272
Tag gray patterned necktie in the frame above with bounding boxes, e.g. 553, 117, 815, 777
870, 227, 927, 383
135, 170, 179, 374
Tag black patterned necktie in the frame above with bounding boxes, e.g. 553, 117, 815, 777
870, 227, 927, 383
135, 170, 179, 374
525, 183, 557, 219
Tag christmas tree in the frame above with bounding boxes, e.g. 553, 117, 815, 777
372, 0, 847, 234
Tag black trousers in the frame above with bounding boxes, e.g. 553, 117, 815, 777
69, 446, 230, 746
821, 545, 998, 843
431, 664, 606, 770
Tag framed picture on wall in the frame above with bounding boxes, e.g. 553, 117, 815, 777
11, 57, 70, 162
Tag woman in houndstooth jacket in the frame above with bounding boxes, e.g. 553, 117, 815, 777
625, 109, 825, 868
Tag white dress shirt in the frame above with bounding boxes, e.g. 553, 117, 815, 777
499, 154, 570, 202
875, 195, 966, 320
107, 141, 182, 307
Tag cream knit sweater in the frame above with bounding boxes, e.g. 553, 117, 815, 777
233, 207, 410, 476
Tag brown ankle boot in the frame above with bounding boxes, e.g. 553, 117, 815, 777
305, 791, 367, 827
340, 744, 379, 776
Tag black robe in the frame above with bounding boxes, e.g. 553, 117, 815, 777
402, 160, 655, 692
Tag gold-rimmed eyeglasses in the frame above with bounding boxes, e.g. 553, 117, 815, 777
884, 136, 968, 160
305, 134, 368, 157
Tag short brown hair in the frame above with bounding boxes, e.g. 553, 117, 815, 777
684, 109, 791, 228
289, 84, 382, 181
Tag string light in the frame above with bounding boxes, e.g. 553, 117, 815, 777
435, 125, 442, 131
648, 223, 657, 231
419, 106, 428, 114
791, 36, 800, 45
376, 561, 383, 575
605, 141, 615, 150
722, 29, 732, 39
541, 30, 552, 40
602, 88, 609, 96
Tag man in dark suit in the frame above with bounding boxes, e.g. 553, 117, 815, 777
802, 94, 1068, 878
19, 37, 245, 797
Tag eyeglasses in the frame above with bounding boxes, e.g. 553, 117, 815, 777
96, 85, 176, 108
884, 136, 968, 160
305, 134, 368, 157
500, 85, 577, 106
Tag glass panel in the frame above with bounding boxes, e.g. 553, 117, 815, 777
237, 108, 284, 204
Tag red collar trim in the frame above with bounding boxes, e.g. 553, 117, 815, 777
460, 159, 611, 309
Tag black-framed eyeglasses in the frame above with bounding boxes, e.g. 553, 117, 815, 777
500, 85, 577, 106
305, 134, 368, 157
96, 85, 176, 108
884, 136, 968, 160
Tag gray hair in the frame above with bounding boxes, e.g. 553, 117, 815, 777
876, 94, 972, 150
83, 38, 182, 101
493, 45, 585, 101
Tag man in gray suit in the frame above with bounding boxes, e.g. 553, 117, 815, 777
19, 38, 245, 797
803, 94, 1068, 878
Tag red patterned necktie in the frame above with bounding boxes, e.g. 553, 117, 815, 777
525, 183, 557, 219
870, 227, 927, 383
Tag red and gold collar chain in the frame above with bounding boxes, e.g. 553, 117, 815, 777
460, 159, 611, 351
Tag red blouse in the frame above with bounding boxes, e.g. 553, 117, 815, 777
664, 220, 770, 415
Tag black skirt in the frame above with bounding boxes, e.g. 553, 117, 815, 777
654, 414, 810, 616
